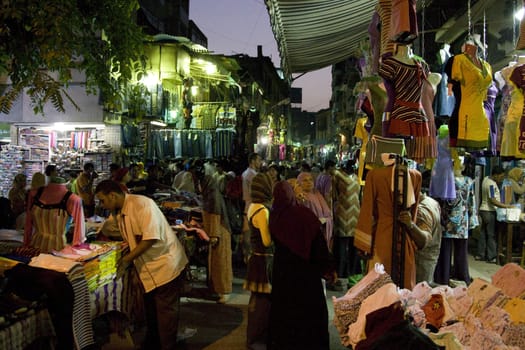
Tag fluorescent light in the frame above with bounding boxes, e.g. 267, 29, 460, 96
516, 7, 525, 21
150, 120, 167, 127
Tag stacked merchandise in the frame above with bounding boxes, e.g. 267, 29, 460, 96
52, 242, 125, 292
0, 145, 24, 197
333, 263, 525, 350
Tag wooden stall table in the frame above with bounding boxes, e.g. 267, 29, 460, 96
497, 221, 523, 265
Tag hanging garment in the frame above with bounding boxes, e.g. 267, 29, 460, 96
390, 0, 418, 44
377, 0, 395, 57
420, 74, 440, 159
484, 82, 498, 155
509, 64, 525, 154
379, 55, 430, 161
28, 186, 78, 253
449, 53, 493, 149
494, 68, 513, 153
499, 65, 525, 157
364, 135, 406, 167
444, 56, 461, 146
429, 128, 456, 200
368, 11, 381, 75
354, 117, 370, 185
355, 166, 421, 290
436, 48, 456, 117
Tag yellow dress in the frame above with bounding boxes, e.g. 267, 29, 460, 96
451, 54, 492, 149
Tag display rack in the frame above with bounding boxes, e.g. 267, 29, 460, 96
17, 129, 50, 180
0, 145, 25, 197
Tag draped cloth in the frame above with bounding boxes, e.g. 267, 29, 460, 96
355, 166, 421, 290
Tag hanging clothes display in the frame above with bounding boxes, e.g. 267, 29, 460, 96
378, 49, 430, 162
508, 63, 525, 155
434, 172, 478, 286
429, 125, 456, 200
354, 164, 422, 290
377, 0, 395, 57
420, 72, 441, 160
215, 128, 236, 157
368, 11, 381, 75
447, 51, 493, 149
483, 82, 498, 156
436, 44, 456, 118
390, 0, 418, 44
494, 62, 515, 154
354, 117, 369, 185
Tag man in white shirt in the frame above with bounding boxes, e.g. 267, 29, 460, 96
95, 180, 188, 350
478, 166, 515, 263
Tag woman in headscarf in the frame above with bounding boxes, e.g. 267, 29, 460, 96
200, 161, 233, 304
244, 172, 274, 349
296, 171, 334, 250
268, 180, 336, 350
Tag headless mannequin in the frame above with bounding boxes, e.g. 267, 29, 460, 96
394, 44, 415, 65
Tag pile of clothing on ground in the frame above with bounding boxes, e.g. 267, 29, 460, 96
332, 263, 525, 350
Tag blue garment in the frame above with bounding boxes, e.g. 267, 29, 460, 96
429, 132, 456, 200
484, 82, 498, 155
436, 49, 456, 117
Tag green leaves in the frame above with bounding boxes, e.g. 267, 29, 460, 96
0, 0, 147, 116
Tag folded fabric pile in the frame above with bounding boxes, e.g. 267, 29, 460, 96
51, 242, 126, 291
332, 262, 525, 350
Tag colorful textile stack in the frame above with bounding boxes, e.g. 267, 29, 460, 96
52, 242, 125, 291
332, 263, 525, 350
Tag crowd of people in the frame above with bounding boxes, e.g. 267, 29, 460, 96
0, 152, 524, 349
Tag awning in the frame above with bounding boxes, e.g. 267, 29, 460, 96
265, 0, 376, 77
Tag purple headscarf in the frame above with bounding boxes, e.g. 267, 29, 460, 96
270, 181, 321, 260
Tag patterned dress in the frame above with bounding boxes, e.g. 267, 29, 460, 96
441, 176, 478, 240
434, 175, 479, 285
379, 55, 430, 162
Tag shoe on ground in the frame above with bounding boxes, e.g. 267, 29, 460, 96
474, 255, 486, 261
216, 294, 230, 304
487, 257, 497, 264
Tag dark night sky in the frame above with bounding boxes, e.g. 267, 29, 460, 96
189, 0, 331, 112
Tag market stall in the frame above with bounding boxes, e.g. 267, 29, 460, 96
332, 262, 525, 349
